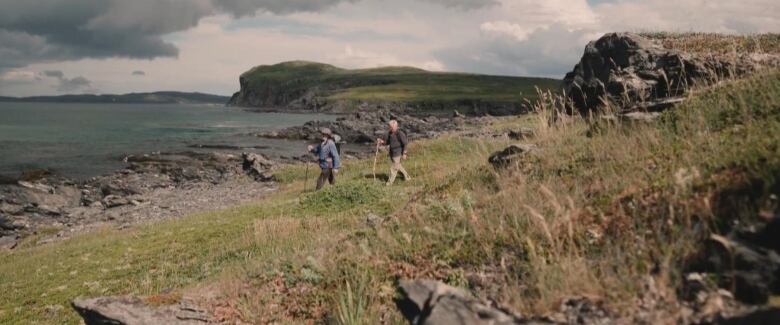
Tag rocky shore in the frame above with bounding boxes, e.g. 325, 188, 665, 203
256, 108, 484, 144
0, 151, 278, 249
0, 109, 482, 250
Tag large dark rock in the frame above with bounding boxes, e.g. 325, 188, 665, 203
72, 296, 210, 325
396, 280, 523, 325
241, 152, 275, 181
562, 33, 772, 114
489, 144, 536, 169
689, 228, 780, 304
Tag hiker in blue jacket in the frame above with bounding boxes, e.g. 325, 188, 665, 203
308, 128, 341, 190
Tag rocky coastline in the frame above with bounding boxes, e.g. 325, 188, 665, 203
0, 109, 484, 250
0, 150, 280, 250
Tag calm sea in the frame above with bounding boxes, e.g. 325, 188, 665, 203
0, 102, 334, 180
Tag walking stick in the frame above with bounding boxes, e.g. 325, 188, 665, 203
303, 160, 310, 193
372, 142, 380, 180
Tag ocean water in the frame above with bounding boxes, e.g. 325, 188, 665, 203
0, 102, 335, 180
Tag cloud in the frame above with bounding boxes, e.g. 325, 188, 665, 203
423, 0, 499, 10
436, 24, 594, 77
213, 0, 356, 17
132, 70, 146, 76
57, 76, 92, 92
43, 70, 65, 79
40, 69, 94, 92
0, 0, 363, 73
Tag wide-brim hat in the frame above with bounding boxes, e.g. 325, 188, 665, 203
319, 128, 333, 136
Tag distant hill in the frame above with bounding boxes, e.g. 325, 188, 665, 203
0, 91, 230, 105
228, 61, 561, 115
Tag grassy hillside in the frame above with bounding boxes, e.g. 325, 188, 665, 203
2, 68, 778, 323
230, 61, 561, 114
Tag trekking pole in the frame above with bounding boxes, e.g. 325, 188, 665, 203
303, 160, 310, 193
372, 141, 380, 180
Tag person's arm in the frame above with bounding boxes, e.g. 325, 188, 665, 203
399, 131, 409, 157
308, 144, 320, 155
377, 132, 390, 146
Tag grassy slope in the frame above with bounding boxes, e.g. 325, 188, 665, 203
240, 61, 561, 104
1, 70, 778, 323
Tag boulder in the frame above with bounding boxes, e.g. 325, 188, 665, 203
365, 213, 385, 228
242, 152, 275, 181
0, 235, 18, 250
396, 280, 523, 325
693, 234, 780, 304
489, 144, 536, 169
102, 195, 130, 209
507, 128, 535, 140
562, 33, 771, 114
71, 296, 210, 325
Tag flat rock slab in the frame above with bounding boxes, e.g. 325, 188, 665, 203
72, 296, 210, 325
0, 235, 18, 250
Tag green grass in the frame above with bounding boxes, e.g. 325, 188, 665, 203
238, 61, 561, 110
0, 135, 503, 324
2, 68, 779, 323
640, 32, 780, 55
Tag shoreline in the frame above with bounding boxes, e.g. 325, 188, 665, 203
0, 108, 488, 250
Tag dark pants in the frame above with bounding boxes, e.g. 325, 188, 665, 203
316, 168, 335, 190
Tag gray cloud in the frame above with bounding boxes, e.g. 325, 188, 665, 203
0, 0, 360, 72
423, 0, 498, 10
43, 70, 64, 78
57, 76, 92, 92
132, 70, 146, 76
213, 0, 356, 17
435, 24, 590, 78
40, 69, 93, 92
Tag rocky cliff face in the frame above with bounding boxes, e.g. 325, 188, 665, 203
226, 61, 542, 116
563, 33, 779, 114
229, 77, 525, 116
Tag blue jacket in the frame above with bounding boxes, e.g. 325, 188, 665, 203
311, 139, 341, 170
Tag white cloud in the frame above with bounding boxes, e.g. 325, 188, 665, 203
2, 0, 778, 96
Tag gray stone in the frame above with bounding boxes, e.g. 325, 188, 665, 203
0, 235, 18, 250
71, 296, 210, 325
365, 213, 385, 228
396, 280, 523, 325
489, 144, 536, 169
102, 195, 130, 209
507, 128, 535, 140
562, 33, 777, 114
242, 152, 275, 181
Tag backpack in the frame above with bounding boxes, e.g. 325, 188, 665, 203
332, 134, 342, 156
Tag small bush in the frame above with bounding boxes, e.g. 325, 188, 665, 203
300, 181, 384, 213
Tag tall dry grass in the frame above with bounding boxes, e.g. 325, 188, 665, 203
365, 69, 780, 319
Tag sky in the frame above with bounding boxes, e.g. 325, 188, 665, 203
0, 0, 778, 97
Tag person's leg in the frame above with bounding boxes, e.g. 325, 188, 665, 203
316, 168, 329, 190
387, 156, 400, 185
328, 168, 335, 185
398, 161, 410, 181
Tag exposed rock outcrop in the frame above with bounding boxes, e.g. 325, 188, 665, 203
257, 109, 475, 144
687, 215, 780, 305
72, 296, 210, 325
489, 144, 536, 169
396, 280, 524, 325
242, 152, 275, 181
0, 151, 278, 247
563, 33, 778, 114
